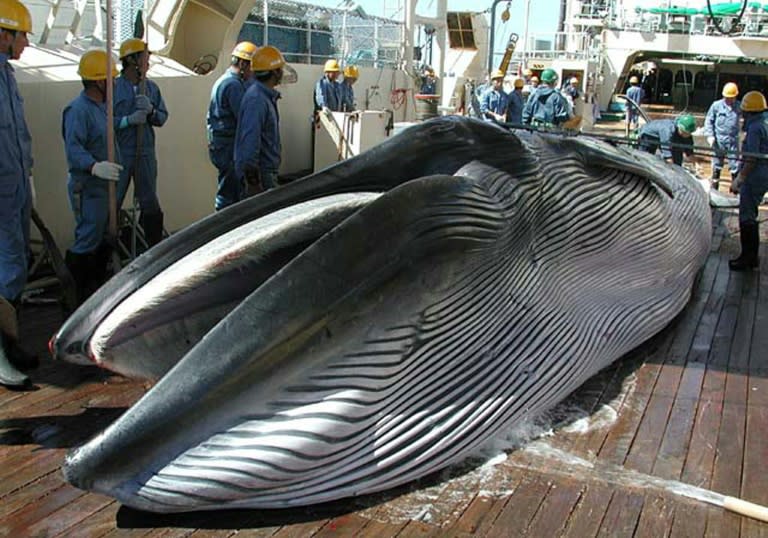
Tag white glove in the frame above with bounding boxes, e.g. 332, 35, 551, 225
91, 161, 123, 181
134, 94, 154, 114
707, 136, 715, 147
28, 175, 36, 209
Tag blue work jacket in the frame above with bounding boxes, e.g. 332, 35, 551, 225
627, 85, 645, 105
742, 112, 768, 178
207, 69, 246, 139
0, 53, 32, 193
340, 82, 356, 112
480, 87, 509, 120
113, 75, 168, 157
314, 76, 341, 111
639, 119, 693, 165
704, 98, 741, 146
522, 86, 571, 126
234, 81, 281, 178
62, 92, 115, 183
507, 90, 525, 124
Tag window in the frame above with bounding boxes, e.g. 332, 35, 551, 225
447, 12, 476, 49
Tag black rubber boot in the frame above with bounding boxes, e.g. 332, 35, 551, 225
65, 249, 90, 305
0, 333, 30, 389
729, 222, 760, 271
140, 210, 165, 247
710, 168, 721, 191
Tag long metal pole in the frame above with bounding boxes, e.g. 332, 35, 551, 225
521, 0, 531, 71
105, 0, 117, 246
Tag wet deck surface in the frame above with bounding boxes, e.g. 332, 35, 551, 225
1, 207, 767, 537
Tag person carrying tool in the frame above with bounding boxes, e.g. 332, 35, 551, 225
704, 82, 741, 191
62, 49, 124, 305
114, 37, 168, 247
314, 59, 341, 112
728, 91, 768, 271
626, 75, 645, 128
340, 64, 358, 112
522, 68, 571, 127
480, 69, 509, 123
507, 77, 525, 124
0, 0, 38, 388
207, 41, 256, 210
638, 115, 696, 166
235, 46, 289, 196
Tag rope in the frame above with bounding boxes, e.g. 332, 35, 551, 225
706, 0, 749, 35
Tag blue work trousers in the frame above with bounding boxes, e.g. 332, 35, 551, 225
0, 179, 31, 300
712, 140, 740, 176
68, 178, 109, 255
117, 152, 161, 212
209, 137, 241, 210
739, 170, 768, 225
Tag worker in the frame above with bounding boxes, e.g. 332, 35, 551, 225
314, 58, 341, 112
638, 115, 696, 166
728, 91, 768, 271
480, 69, 509, 123
235, 46, 289, 196
564, 77, 580, 100
704, 82, 741, 191
523, 74, 539, 99
0, 0, 37, 388
522, 68, 571, 127
420, 66, 437, 95
626, 75, 645, 128
114, 38, 168, 247
207, 41, 256, 210
340, 64, 358, 112
507, 77, 525, 124
62, 49, 124, 305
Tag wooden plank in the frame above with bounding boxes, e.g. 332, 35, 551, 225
21, 490, 115, 537
442, 495, 505, 537
485, 473, 551, 536
595, 489, 644, 538
560, 482, 614, 538
0, 483, 86, 536
524, 478, 585, 537
669, 502, 709, 538
633, 492, 675, 538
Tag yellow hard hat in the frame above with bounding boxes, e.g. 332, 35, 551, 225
232, 41, 257, 61
722, 82, 739, 98
251, 45, 286, 72
570, 77, 579, 84
0, 0, 32, 33
530, 75, 539, 83
629, 75, 639, 84
491, 68, 505, 80
78, 49, 119, 80
323, 59, 340, 72
343, 65, 359, 79
513, 77, 524, 88
523, 68, 533, 77
741, 90, 767, 112
119, 38, 149, 59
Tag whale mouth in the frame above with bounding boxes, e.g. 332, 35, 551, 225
55, 118, 711, 513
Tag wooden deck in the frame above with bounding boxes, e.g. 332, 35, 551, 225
2, 207, 767, 537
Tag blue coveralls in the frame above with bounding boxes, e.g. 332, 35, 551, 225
207, 69, 247, 209
704, 98, 741, 177
62, 92, 118, 254
738, 111, 768, 226
626, 85, 645, 126
480, 87, 509, 122
0, 53, 32, 301
638, 119, 693, 166
314, 76, 341, 111
522, 86, 571, 126
507, 90, 525, 124
234, 81, 281, 191
340, 81, 355, 112
113, 74, 168, 212
420, 78, 436, 95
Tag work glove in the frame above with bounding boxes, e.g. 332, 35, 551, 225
134, 94, 154, 114
126, 109, 148, 126
91, 161, 123, 181
707, 136, 715, 147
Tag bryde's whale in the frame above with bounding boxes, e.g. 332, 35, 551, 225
53, 118, 711, 512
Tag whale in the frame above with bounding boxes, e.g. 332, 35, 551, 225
55, 117, 711, 512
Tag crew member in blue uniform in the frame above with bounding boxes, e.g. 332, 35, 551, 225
0, 0, 36, 387
626, 75, 645, 128
522, 68, 571, 127
314, 59, 341, 111
638, 115, 696, 166
729, 91, 768, 271
207, 41, 256, 210
507, 77, 525, 124
480, 69, 509, 122
114, 38, 169, 247
62, 49, 124, 304
340, 65, 358, 112
704, 82, 741, 191
235, 46, 289, 196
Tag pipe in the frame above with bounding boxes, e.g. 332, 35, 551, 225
487, 0, 506, 75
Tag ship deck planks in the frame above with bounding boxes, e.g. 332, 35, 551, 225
1, 208, 767, 537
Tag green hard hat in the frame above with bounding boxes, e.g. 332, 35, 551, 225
676, 114, 696, 134
540, 68, 558, 84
